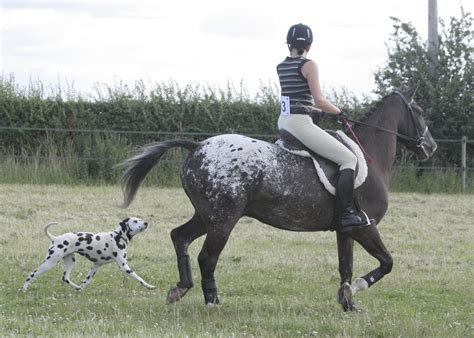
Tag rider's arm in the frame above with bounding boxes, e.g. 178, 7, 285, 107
302, 60, 342, 115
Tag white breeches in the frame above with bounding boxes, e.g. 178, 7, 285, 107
278, 114, 357, 171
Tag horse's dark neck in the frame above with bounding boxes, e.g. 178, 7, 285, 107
354, 96, 404, 179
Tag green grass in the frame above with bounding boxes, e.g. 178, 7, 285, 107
390, 167, 472, 193
0, 185, 473, 336
1, 157, 472, 193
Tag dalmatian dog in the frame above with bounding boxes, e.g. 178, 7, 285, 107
21, 217, 155, 292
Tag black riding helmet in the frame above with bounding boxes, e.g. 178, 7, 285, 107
287, 23, 313, 50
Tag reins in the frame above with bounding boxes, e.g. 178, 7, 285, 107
345, 117, 417, 142
340, 118, 375, 164
339, 91, 428, 164
345, 91, 423, 144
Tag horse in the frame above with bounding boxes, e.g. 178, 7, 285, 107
119, 89, 437, 311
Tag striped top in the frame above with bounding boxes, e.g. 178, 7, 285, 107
277, 56, 314, 114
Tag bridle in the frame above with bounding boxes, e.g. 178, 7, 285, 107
342, 91, 431, 161
345, 91, 429, 149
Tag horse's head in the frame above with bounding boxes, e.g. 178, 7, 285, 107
395, 88, 437, 161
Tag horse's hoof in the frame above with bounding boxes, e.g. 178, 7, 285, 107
204, 294, 220, 306
205, 298, 220, 307
338, 282, 356, 311
166, 286, 189, 304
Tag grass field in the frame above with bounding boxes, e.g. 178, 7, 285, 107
0, 184, 473, 337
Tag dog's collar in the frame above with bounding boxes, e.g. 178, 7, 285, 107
114, 231, 129, 243
119, 221, 133, 241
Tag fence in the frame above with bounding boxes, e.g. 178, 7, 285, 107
0, 126, 472, 191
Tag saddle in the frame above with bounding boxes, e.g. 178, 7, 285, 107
275, 129, 368, 195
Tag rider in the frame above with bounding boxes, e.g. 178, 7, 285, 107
277, 23, 370, 232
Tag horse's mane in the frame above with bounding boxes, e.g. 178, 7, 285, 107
359, 92, 394, 122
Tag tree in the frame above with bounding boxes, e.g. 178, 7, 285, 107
374, 9, 473, 167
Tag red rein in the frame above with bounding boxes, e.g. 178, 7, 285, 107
341, 118, 374, 165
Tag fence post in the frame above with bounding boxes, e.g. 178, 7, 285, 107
461, 136, 467, 192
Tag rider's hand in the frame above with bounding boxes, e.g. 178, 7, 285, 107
337, 111, 348, 123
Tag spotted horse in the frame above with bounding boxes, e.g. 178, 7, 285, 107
120, 89, 437, 310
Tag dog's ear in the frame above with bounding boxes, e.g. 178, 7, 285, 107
120, 218, 130, 232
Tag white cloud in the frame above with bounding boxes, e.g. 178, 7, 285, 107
2, 0, 161, 19
1, 0, 472, 97
200, 6, 279, 40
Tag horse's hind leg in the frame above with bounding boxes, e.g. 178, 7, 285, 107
341, 223, 393, 309
198, 216, 239, 306
167, 213, 207, 304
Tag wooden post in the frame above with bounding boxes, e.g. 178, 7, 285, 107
428, 0, 439, 77
461, 136, 467, 192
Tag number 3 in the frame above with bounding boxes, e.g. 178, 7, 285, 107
280, 96, 290, 116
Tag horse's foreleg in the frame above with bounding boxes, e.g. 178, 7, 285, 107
336, 233, 356, 311
337, 232, 354, 284
349, 223, 393, 295
167, 213, 207, 304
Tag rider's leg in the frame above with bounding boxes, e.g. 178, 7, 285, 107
335, 169, 371, 232
278, 114, 370, 232
278, 114, 356, 168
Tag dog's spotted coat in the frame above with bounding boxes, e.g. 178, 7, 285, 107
21, 217, 155, 291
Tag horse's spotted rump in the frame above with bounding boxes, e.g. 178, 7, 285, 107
194, 135, 279, 199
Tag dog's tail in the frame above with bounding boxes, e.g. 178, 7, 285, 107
44, 222, 58, 241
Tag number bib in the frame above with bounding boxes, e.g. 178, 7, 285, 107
280, 96, 290, 116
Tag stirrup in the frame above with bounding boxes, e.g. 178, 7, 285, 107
339, 210, 372, 233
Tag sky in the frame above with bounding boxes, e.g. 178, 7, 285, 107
0, 0, 472, 98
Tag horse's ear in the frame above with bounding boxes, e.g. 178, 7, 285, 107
403, 85, 419, 100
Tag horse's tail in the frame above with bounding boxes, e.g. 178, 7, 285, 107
119, 140, 199, 208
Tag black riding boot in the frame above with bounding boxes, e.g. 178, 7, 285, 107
336, 168, 370, 232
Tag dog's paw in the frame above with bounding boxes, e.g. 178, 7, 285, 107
145, 284, 156, 289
